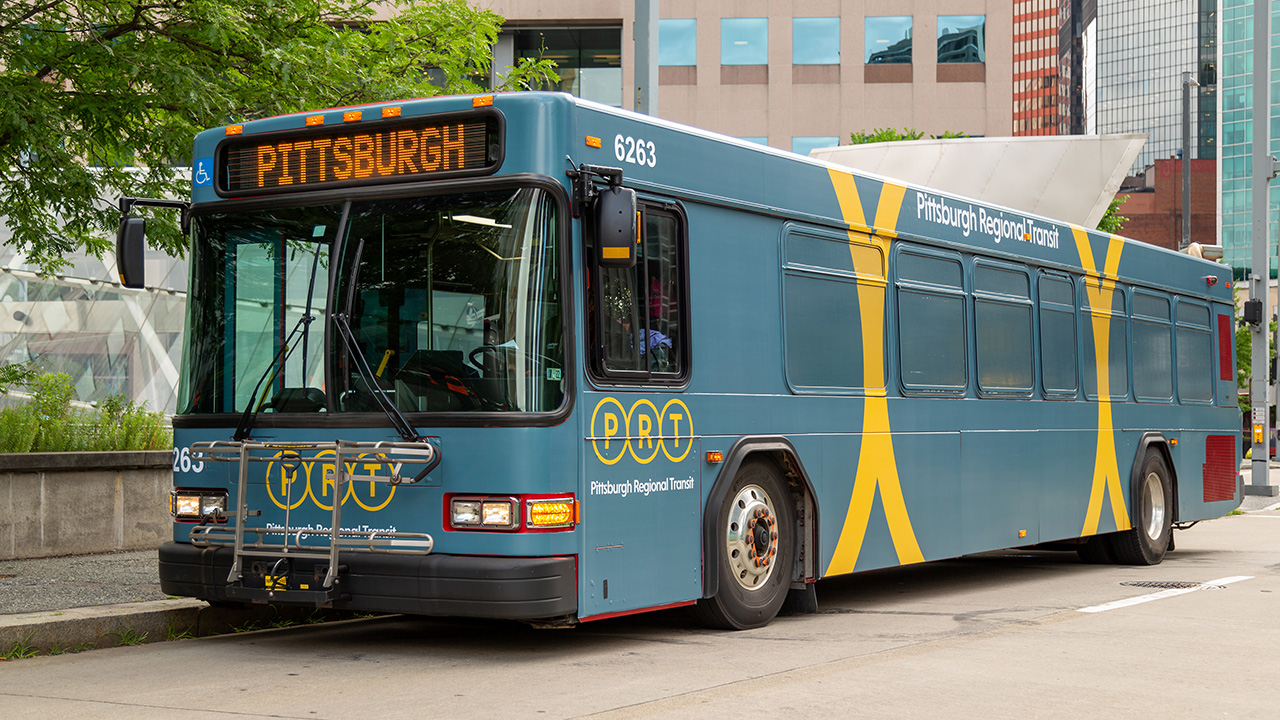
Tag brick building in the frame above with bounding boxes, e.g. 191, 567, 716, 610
1116, 157, 1215, 252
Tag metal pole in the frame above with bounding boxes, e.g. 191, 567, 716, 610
1181, 71, 1198, 251
1249, 0, 1276, 495
633, 0, 659, 116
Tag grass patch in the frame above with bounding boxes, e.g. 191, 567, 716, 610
49, 641, 95, 655
1228, 508, 1245, 516
165, 620, 194, 641
2, 633, 38, 660
113, 627, 149, 646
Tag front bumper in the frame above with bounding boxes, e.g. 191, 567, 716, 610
158, 541, 577, 620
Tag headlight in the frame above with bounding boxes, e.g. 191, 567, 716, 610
171, 489, 228, 522
451, 499, 481, 525
448, 496, 519, 530
482, 500, 513, 526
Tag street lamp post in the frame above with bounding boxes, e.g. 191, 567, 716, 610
1181, 71, 1199, 251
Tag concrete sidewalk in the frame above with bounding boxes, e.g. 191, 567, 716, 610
0, 550, 353, 656
4, 462, 1279, 659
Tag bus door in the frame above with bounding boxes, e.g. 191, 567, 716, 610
580, 203, 702, 619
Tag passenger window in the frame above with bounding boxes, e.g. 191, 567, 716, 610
897, 247, 966, 394
592, 208, 686, 381
1038, 274, 1078, 397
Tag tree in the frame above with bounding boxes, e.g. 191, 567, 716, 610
1096, 195, 1130, 234
0, 0, 556, 272
849, 128, 968, 144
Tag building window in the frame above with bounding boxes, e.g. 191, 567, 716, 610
659, 19, 696, 66
791, 137, 839, 156
514, 27, 621, 106
865, 16, 912, 64
721, 18, 768, 65
937, 15, 985, 63
793, 17, 839, 65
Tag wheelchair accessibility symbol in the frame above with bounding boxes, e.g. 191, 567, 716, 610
193, 158, 212, 187
589, 396, 694, 465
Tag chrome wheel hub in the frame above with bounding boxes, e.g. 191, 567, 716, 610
1143, 471, 1167, 541
726, 484, 779, 590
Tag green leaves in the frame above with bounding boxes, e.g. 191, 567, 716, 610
0, 0, 557, 272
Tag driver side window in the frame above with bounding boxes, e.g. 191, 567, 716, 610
592, 206, 687, 382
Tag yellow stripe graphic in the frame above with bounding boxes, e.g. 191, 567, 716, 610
1073, 229, 1131, 535
825, 171, 923, 575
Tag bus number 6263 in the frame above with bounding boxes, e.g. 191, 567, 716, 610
615, 134, 657, 168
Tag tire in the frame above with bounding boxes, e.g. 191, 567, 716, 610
694, 458, 795, 630
1106, 449, 1173, 565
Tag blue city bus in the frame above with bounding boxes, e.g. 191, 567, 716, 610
118, 92, 1241, 630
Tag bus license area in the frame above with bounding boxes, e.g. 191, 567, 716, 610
263, 451, 400, 512
252, 124, 470, 189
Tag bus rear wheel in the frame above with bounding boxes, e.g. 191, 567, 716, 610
1107, 449, 1173, 565
695, 459, 794, 630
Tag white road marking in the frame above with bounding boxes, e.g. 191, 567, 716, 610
1077, 576, 1254, 614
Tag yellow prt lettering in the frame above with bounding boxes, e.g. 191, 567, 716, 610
604, 412, 619, 449
668, 412, 683, 450
638, 414, 653, 448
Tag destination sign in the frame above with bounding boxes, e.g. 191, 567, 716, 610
219, 115, 499, 194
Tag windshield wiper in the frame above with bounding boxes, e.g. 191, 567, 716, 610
331, 312, 423, 443
231, 313, 315, 442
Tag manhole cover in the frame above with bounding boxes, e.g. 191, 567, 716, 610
1120, 580, 1222, 590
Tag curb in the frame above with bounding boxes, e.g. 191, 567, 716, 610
0, 600, 356, 657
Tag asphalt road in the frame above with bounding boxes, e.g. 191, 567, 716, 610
2, 507, 1278, 719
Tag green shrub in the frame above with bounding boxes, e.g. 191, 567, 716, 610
0, 372, 171, 453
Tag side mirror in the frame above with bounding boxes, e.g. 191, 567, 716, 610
116, 216, 146, 289
596, 185, 637, 268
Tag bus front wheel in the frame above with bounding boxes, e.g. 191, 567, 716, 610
695, 458, 794, 630
1107, 449, 1173, 565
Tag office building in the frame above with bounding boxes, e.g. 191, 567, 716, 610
480, 1, 1015, 152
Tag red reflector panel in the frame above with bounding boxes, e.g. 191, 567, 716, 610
1203, 435, 1237, 502
1217, 314, 1233, 382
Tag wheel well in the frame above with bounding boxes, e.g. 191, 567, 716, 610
703, 437, 819, 598
1130, 433, 1179, 525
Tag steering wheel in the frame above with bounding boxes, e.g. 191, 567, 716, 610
468, 345, 561, 374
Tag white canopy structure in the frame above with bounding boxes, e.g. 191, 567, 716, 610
809, 134, 1147, 230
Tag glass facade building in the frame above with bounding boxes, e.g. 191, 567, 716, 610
1219, 0, 1278, 277
1014, 0, 1061, 136
1094, 0, 1216, 173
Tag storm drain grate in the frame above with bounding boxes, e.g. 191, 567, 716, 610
1120, 580, 1222, 590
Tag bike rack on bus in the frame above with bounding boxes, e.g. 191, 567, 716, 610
188, 439, 438, 604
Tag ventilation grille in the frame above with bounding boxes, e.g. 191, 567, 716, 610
1120, 580, 1223, 590
1203, 434, 1237, 502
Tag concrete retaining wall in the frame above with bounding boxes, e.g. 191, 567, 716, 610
0, 451, 172, 560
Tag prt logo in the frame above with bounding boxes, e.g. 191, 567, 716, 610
589, 397, 693, 465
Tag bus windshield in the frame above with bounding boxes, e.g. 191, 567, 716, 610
179, 186, 563, 417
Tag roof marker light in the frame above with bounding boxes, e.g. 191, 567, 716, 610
382, 106, 401, 118
305, 115, 324, 126
473, 95, 494, 108
343, 111, 362, 122
225, 125, 243, 136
